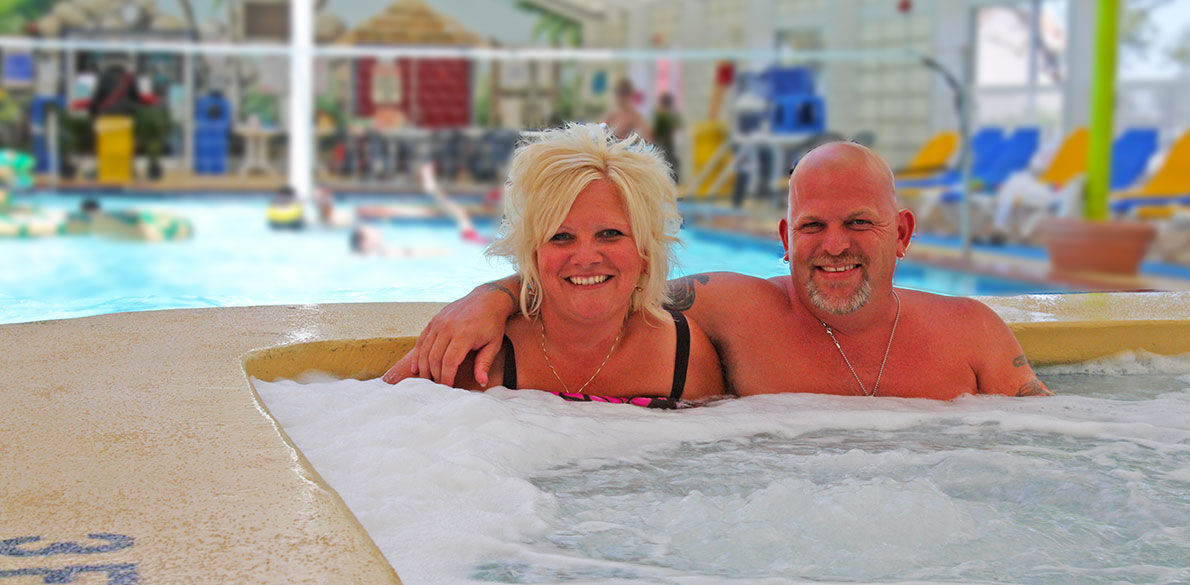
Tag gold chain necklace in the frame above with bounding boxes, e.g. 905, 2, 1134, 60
539, 318, 625, 394
818, 290, 901, 397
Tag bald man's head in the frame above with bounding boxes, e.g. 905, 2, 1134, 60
788, 141, 898, 216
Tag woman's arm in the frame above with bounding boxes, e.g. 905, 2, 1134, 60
384, 336, 505, 391
403, 276, 520, 387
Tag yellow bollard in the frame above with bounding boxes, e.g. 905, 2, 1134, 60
96, 115, 134, 183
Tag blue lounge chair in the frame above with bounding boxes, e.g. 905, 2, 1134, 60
1110, 127, 1159, 191
896, 127, 1005, 189
913, 127, 1041, 235
940, 126, 1041, 204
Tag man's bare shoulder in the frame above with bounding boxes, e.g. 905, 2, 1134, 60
900, 288, 1011, 338
902, 287, 990, 312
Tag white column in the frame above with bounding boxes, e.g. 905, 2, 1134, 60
289, 0, 314, 198
1063, 1, 1095, 133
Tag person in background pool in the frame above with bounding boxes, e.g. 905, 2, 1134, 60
349, 224, 450, 258
314, 185, 352, 228
383, 123, 725, 407
266, 186, 305, 230
603, 78, 652, 143
402, 141, 1051, 400
354, 161, 488, 245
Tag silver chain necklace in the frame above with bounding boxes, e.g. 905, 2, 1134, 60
818, 290, 901, 397
539, 318, 625, 394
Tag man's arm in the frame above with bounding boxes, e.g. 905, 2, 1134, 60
964, 300, 1053, 396
664, 272, 778, 346
403, 276, 520, 388
410, 271, 767, 388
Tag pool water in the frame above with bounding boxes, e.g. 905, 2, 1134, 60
0, 193, 1069, 324
255, 351, 1190, 585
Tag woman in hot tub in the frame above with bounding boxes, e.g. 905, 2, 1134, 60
383, 123, 724, 408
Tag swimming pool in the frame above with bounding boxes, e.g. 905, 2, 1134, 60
0, 193, 1071, 324
256, 351, 1190, 584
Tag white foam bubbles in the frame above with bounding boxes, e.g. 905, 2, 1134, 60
254, 353, 1190, 585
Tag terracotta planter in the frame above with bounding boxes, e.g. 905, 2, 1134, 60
1039, 217, 1157, 276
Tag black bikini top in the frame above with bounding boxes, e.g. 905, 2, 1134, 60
501, 309, 691, 407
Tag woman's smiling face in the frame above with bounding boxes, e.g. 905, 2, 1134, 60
535, 178, 645, 324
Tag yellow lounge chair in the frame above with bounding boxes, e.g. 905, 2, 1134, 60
895, 131, 959, 180
1123, 130, 1190, 198
1037, 127, 1089, 187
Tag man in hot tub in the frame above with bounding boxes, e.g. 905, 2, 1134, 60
397, 141, 1051, 399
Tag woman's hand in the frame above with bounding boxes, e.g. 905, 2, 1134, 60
390, 278, 519, 387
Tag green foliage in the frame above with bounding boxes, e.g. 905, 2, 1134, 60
134, 106, 171, 157
1167, 26, 1190, 69
474, 75, 490, 127
61, 113, 93, 156
0, 0, 61, 34
517, 0, 582, 47
1119, 0, 1175, 57
240, 89, 279, 126
555, 66, 581, 120
315, 93, 346, 131
0, 90, 22, 125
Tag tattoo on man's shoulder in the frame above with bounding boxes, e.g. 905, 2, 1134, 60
664, 274, 711, 311
483, 281, 517, 307
1012, 355, 1030, 368
1016, 378, 1053, 397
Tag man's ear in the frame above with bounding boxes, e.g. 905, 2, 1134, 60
896, 209, 915, 258
778, 218, 790, 262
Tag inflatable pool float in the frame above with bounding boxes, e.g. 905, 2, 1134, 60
66, 210, 193, 241
267, 202, 305, 230
1, 294, 1187, 582
0, 208, 67, 238
98, 210, 192, 241
0, 149, 35, 190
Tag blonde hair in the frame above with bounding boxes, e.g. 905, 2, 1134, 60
486, 122, 680, 321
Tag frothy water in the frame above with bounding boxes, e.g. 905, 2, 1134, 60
255, 352, 1190, 585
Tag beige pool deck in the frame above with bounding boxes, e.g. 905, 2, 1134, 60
3, 295, 1190, 583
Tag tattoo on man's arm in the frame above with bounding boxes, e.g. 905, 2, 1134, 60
1012, 354, 1030, 368
483, 281, 517, 307
1016, 378, 1053, 397
664, 274, 711, 311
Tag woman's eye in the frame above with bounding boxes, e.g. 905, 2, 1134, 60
599, 229, 624, 238
550, 233, 574, 242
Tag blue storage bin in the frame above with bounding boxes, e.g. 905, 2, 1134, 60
771, 94, 826, 134
194, 95, 231, 174
769, 67, 815, 97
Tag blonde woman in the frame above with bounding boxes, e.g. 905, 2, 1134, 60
384, 123, 723, 407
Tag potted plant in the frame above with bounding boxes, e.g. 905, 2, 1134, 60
59, 112, 94, 180
1038, 0, 1155, 276
134, 106, 170, 181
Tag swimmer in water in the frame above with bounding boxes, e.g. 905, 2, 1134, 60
314, 185, 352, 228
349, 224, 450, 258
383, 123, 725, 407
267, 186, 305, 230
355, 159, 489, 245
404, 142, 1051, 399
